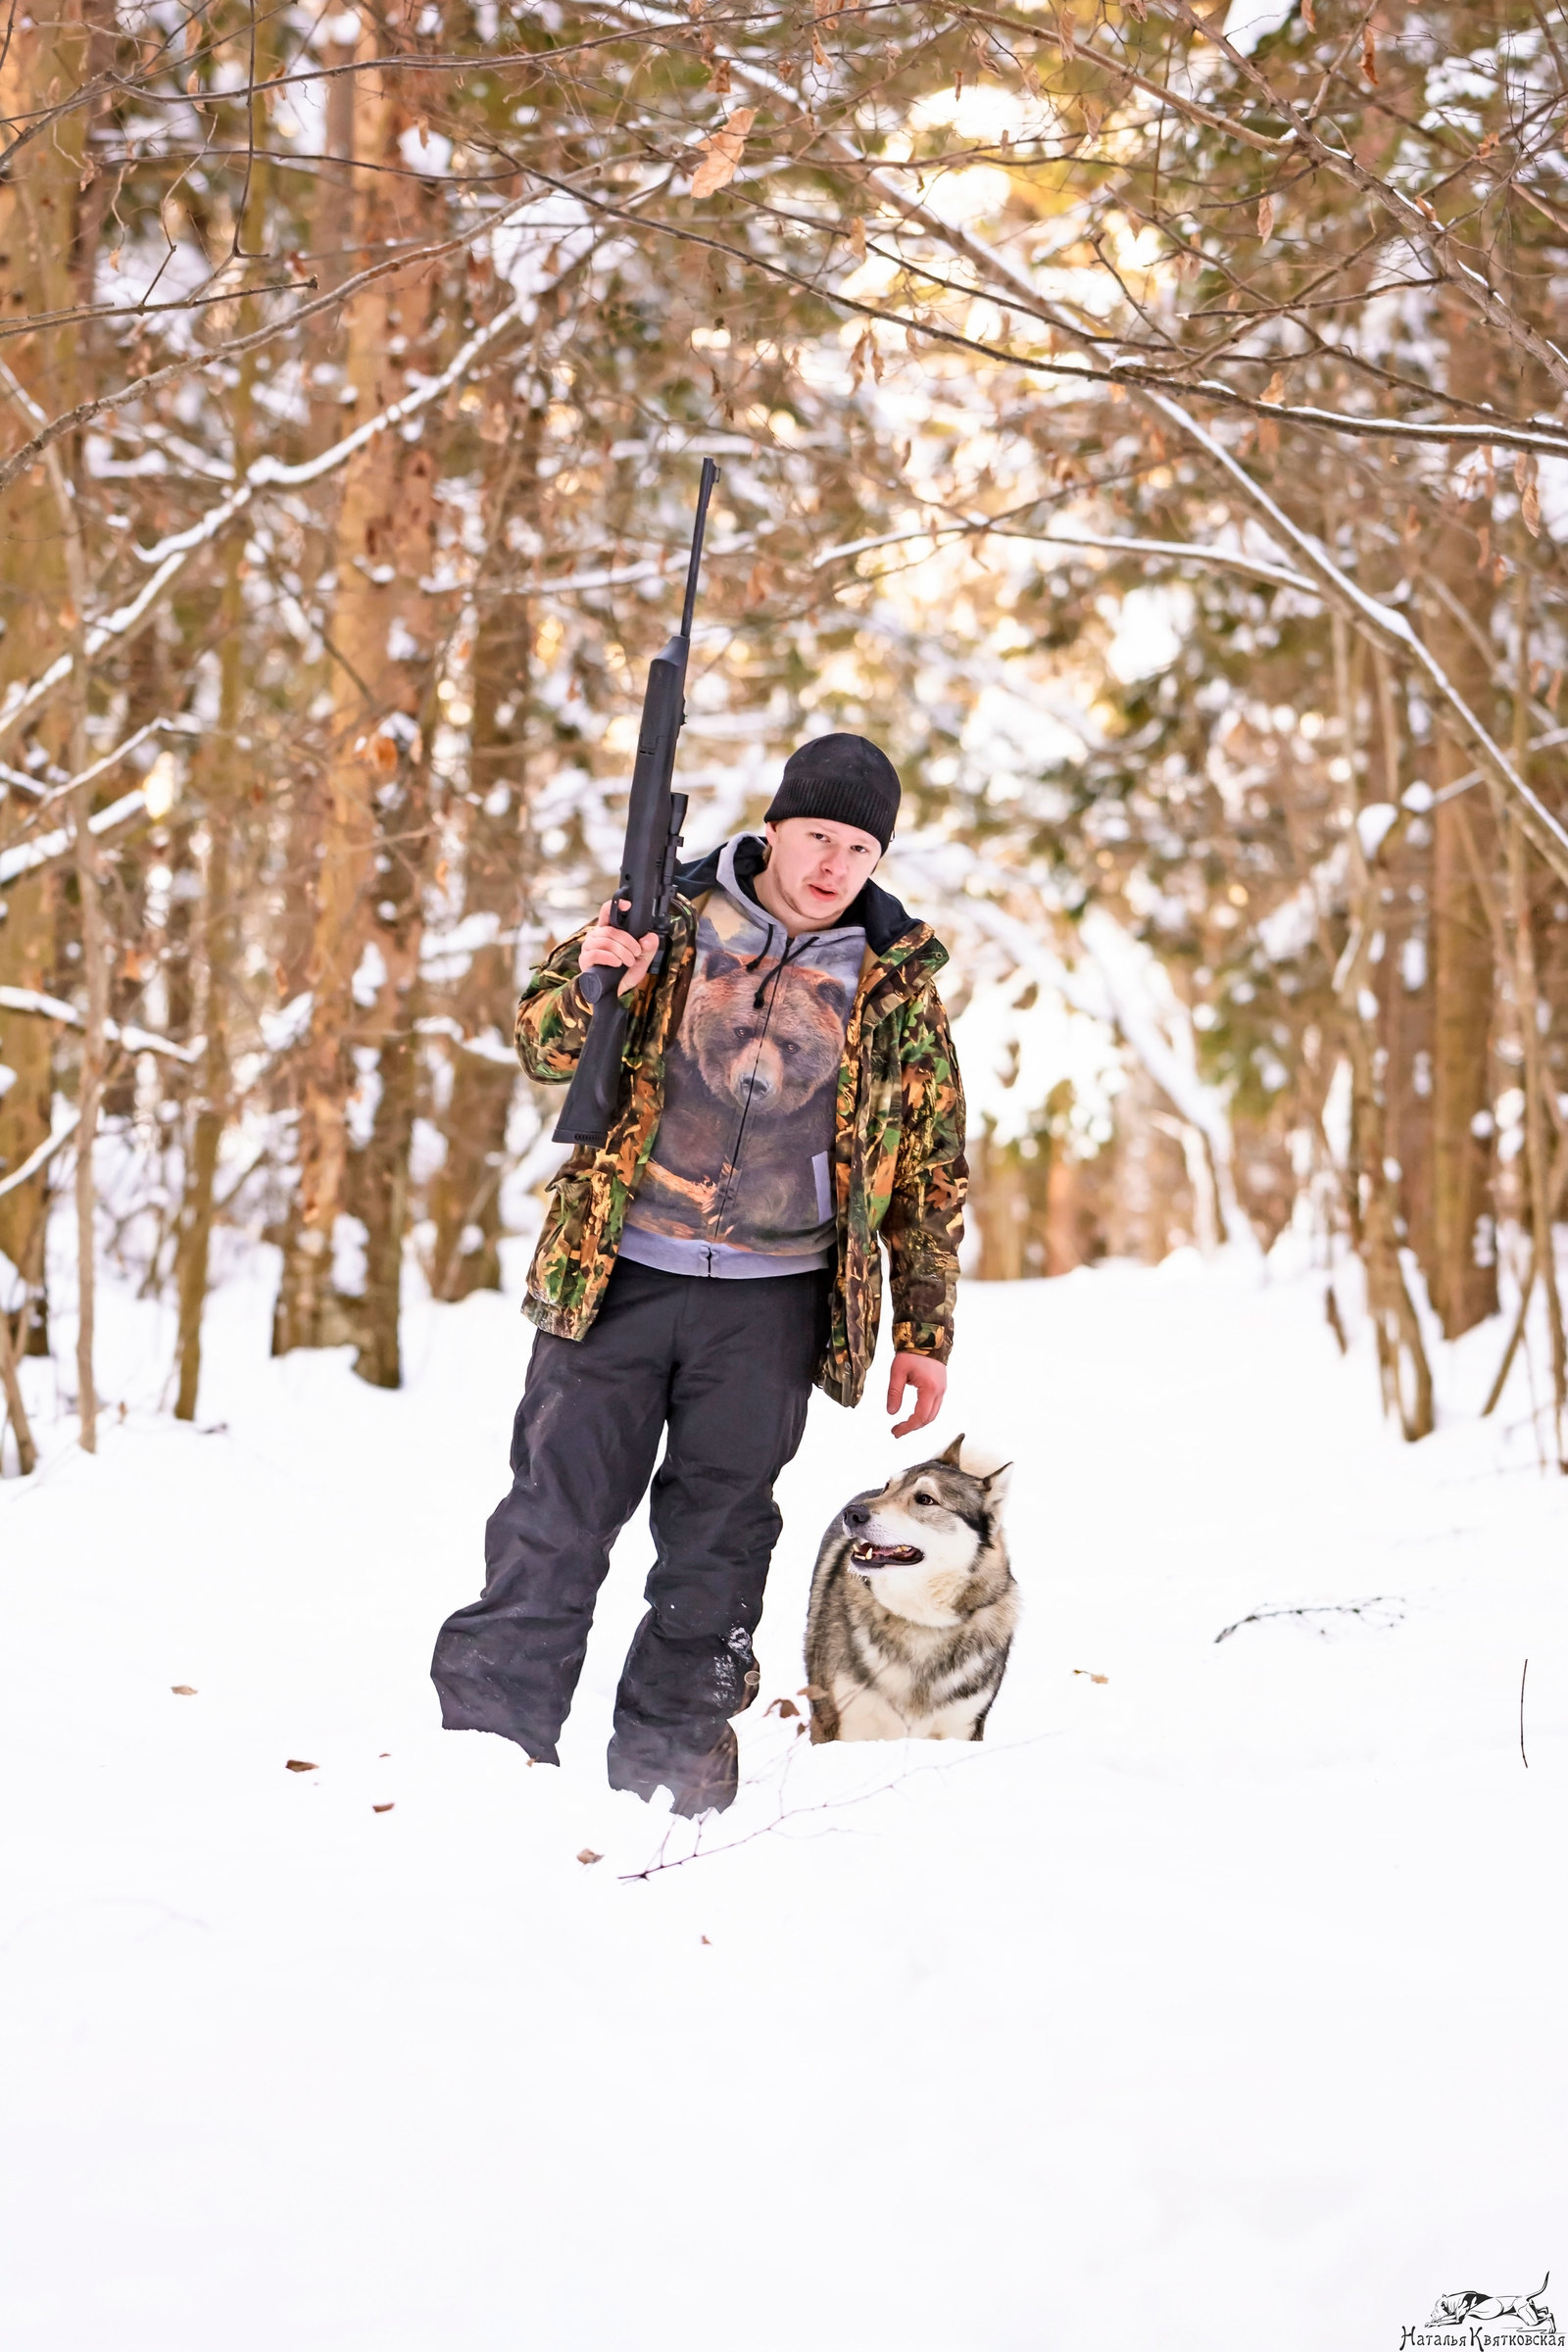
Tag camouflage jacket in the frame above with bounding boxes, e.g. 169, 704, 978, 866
515, 840, 967, 1406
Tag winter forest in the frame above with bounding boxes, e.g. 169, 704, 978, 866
3, 3, 1566, 2346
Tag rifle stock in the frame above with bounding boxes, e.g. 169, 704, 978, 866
551, 461, 718, 1148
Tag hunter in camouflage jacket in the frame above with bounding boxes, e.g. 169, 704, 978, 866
514, 843, 967, 1407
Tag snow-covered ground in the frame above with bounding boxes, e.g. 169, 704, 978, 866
2, 1246, 1564, 2352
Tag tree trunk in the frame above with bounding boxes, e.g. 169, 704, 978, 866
429, 410, 541, 1302
0, 4, 90, 1358
274, 16, 441, 1360
1423, 301, 1499, 1338
353, 735, 433, 1390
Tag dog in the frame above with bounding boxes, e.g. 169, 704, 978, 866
1426, 2275, 1553, 2329
806, 1437, 1017, 1743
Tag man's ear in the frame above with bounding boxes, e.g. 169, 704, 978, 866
939, 1432, 967, 1466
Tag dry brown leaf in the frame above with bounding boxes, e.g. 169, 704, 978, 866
690, 107, 756, 199
1523, 480, 1542, 536
711, 56, 730, 93
700, 1934, 712, 1945
1262, 368, 1286, 405
372, 1802, 395, 1813
1256, 192, 1275, 243
811, 28, 828, 68
766, 1696, 800, 1718
1360, 24, 1377, 83
1072, 1669, 1108, 1685
850, 215, 866, 260
171, 1685, 197, 1696
285, 1758, 318, 1772
1477, 129, 1499, 160
576, 1847, 603, 1865
1300, 0, 1313, 24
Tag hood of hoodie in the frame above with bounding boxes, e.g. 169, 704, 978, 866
675, 832, 946, 998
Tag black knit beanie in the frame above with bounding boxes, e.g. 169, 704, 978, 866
762, 732, 901, 852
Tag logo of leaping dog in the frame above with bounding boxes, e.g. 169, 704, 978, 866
1426, 2272, 1554, 2329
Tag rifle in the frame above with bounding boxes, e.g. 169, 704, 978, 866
551, 459, 719, 1148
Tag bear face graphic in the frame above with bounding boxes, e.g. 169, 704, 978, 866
682, 945, 850, 1118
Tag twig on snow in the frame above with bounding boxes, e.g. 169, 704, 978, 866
1213, 1595, 1405, 1643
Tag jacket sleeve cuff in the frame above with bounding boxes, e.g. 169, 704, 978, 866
889, 1316, 954, 1363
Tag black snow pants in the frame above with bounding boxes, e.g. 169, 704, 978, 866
430, 1257, 829, 1815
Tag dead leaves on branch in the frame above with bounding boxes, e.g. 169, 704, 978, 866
690, 108, 756, 200
1516, 451, 1542, 537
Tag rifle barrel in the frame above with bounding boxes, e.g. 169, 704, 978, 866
679, 457, 719, 640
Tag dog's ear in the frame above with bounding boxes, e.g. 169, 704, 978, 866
982, 1461, 1013, 1509
939, 1433, 967, 1467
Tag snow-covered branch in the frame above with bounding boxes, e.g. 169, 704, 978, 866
815, 523, 1317, 596
0, 300, 523, 754
0, 785, 152, 888
1143, 393, 1568, 888
0, 1107, 80, 1201
0, 985, 201, 1063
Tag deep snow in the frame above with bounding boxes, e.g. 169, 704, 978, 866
1, 1246, 1564, 2352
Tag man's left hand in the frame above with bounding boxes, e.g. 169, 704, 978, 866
887, 1352, 947, 1438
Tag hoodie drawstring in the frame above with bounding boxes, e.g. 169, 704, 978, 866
751, 931, 809, 1011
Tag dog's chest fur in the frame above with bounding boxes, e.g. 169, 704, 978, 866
805, 1442, 1018, 1744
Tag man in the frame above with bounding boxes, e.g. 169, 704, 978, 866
431, 733, 966, 1814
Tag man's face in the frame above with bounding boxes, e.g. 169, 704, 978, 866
762, 816, 881, 928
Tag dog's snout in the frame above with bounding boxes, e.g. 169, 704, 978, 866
843, 1503, 869, 1531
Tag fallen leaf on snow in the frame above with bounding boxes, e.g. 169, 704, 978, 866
372, 1802, 395, 1814
1072, 1669, 1109, 1685
171, 1685, 197, 1696
700, 1936, 712, 1946
285, 1758, 318, 1772
576, 1848, 603, 1866
765, 1696, 799, 1718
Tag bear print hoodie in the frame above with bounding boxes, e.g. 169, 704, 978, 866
618, 833, 865, 1279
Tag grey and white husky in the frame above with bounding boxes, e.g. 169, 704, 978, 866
805, 1437, 1017, 1743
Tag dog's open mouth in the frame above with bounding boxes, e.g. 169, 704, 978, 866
849, 1542, 924, 1567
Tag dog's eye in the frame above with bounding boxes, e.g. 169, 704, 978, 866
912, 1492, 936, 1507
732, 1023, 750, 1041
